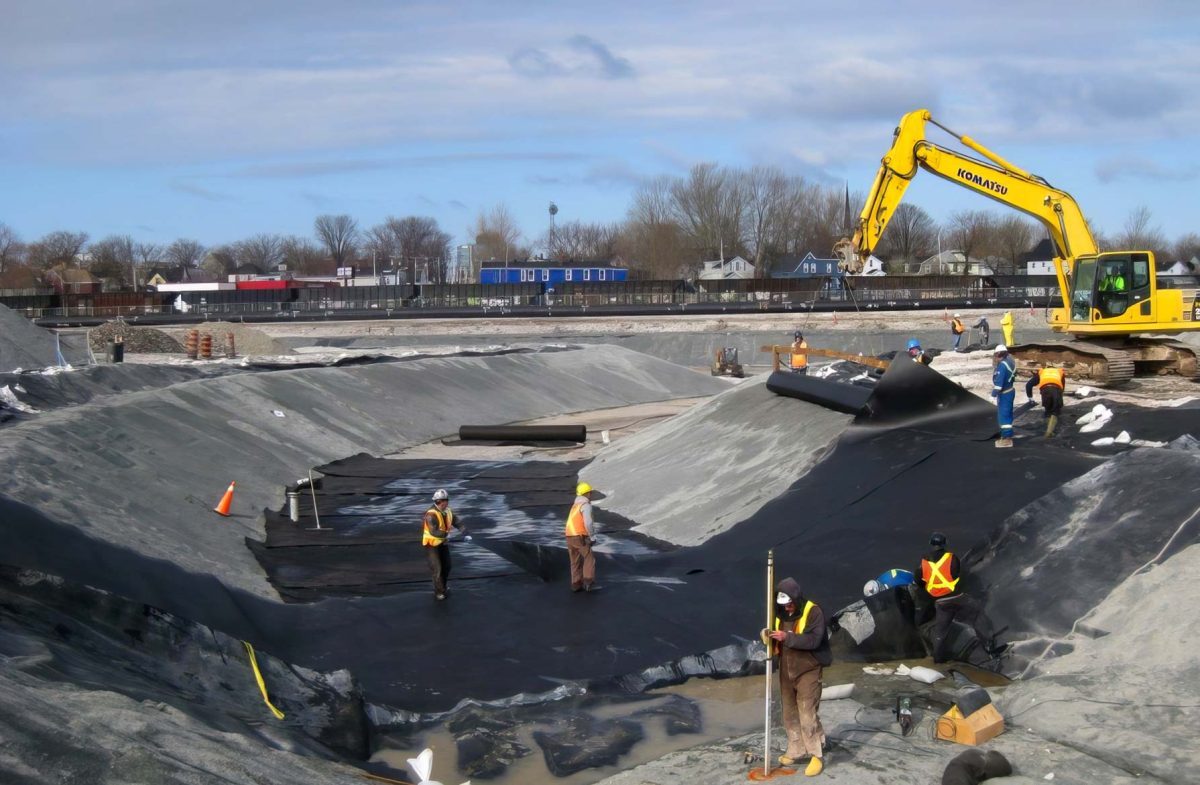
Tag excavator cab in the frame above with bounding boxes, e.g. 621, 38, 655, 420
1068, 252, 1155, 324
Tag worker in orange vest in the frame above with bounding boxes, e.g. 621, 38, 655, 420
918, 533, 1006, 663
565, 482, 600, 592
789, 331, 809, 374
1026, 365, 1066, 437
950, 313, 966, 352
422, 488, 468, 600
761, 577, 830, 776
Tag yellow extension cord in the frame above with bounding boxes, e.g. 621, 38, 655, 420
243, 641, 286, 720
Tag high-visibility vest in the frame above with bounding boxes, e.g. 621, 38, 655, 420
951, 319, 964, 335
790, 340, 808, 370
772, 600, 815, 654
565, 501, 589, 537
422, 506, 454, 546
1038, 368, 1065, 390
922, 553, 960, 598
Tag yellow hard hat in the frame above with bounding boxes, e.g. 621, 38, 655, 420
576, 482, 593, 495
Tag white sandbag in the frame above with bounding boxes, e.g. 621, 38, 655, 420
821, 683, 854, 700
862, 666, 894, 676
1075, 386, 1093, 398
1091, 437, 1116, 447
1131, 439, 1167, 448
1114, 430, 1131, 444
905, 665, 945, 684
1079, 410, 1113, 433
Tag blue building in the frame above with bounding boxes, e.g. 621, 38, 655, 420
773, 252, 840, 278
479, 260, 628, 285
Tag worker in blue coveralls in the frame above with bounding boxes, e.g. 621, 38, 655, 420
991, 344, 1017, 449
863, 568, 915, 597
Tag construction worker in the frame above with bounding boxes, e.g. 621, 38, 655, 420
790, 331, 808, 374
863, 568, 915, 597
1026, 364, 1066, 437
1000, 311, 1015, 346
565, 481, 600, 592
762, 577, 830, 776
991, 344, 1017, 448
918, 533, 1006, 663
422, 489, 468, 600
906, 338, 932, 365
971, 316, 990, 346
950, 313, 966, 351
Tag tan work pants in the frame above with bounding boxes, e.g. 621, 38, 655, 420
780, 665, 825, 759
566, 535, 595, 590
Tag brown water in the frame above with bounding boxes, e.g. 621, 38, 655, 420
372, 660, 1007, 784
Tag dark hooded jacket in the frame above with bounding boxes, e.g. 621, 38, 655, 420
773, 577, 833, 672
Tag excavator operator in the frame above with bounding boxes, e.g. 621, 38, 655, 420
1098, 262, 1128, 317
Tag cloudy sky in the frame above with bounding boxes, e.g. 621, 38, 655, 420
3, 0, 1198, 250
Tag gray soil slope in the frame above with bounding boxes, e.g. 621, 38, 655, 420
0, 304, 90, 372
0, 344, 726, 599
581, 374, 851, 545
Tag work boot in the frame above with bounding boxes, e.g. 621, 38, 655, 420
585, 584, 602, 592
994, 437, 1013, 449
435, 593, 446, 601
805, 757, 823, 777
1045, 415, 1058, 438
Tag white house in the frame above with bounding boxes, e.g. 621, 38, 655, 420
915, 250, 995, 276
698, 255, 755, 280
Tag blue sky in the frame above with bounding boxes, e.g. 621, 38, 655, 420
2, 0, 1199, 250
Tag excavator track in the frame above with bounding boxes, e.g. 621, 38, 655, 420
1011, 341, 1135, 387
1011, 338, 1199, 387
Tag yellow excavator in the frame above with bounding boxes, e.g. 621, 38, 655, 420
836, 108, 1200, 385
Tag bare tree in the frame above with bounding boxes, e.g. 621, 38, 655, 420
546, 220, 623, 261
991, 215, 1037, 275
135, 242, 163, 268
741, 166, 791, 274
378, 216, 453, 282
877, 203, 936, 266
0, 222, 24, 274
280, 236, 329, 275
670, 163, 746, 263
27, 230, 89, 270
1113, 205, 1169, 258
88, 234, 136, 288
235, 233, 284, 271
625, 176, 688, 278
947, 211, 994, 271
164, 238, 205, 270
314, 214, 359, 267
1172, 232, 1200, 265
471, 204, 523, 266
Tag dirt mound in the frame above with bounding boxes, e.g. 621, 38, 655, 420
166, 322, 294, 356
87, 320, 183, 353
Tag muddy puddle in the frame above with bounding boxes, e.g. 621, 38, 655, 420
372, 660, 1007, 784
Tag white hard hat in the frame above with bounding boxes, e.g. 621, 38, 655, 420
864, 579, 881, 597
994, 344, 1008, 354
775, 591, 792, 605
432, 489, 449, 502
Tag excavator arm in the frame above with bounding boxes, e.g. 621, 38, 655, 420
842, 109, 1097, 294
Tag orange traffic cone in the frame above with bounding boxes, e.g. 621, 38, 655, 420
214, 481, 236, 516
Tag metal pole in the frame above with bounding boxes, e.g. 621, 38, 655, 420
307, 470, 323, 530
763, 548, 775, 776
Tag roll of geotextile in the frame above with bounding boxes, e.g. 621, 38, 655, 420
459, 424, 587, 442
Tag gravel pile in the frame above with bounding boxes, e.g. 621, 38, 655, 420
167, 322, 293, 356
88, 321, 183, 354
